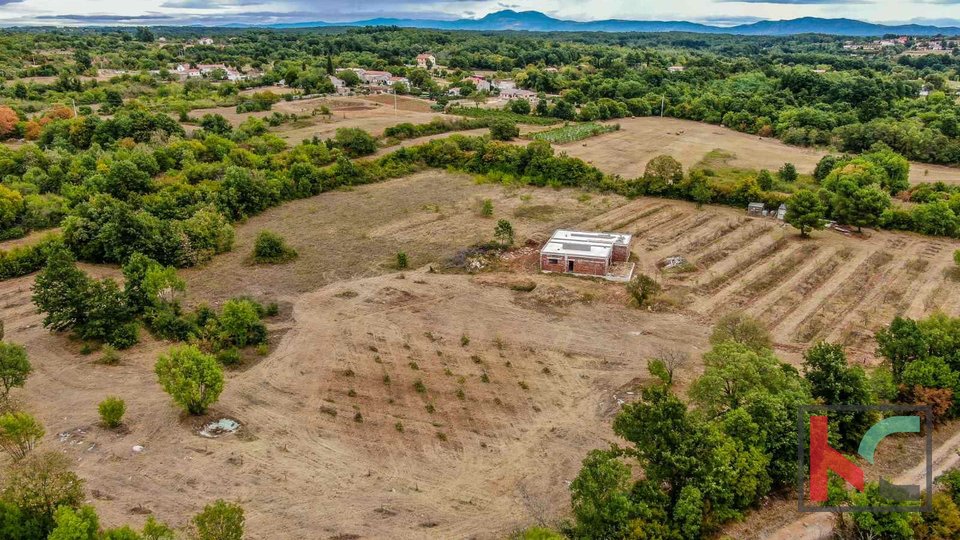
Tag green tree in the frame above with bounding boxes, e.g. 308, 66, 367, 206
756, 169, 774, 191
155, 345, 224, 415
803, 342, 876, 450
778, 163, 798, 183
690, 341, 801, 415
644, 155, 683, 186
98, 397, 126, 429
849, 184, 891, 232
32, 248, 91, 333
332, 128, 377, 157
876, 316, 927, 383
0, 342, 30, 402
569, 450, 636, 538
47, 505, 98, 540
199, 114, 233, 136
218, 299, 267, 348
785, 189, 826, 238
688, 172, 713, 209
141, 516, 175, 540
0, 412, 43, 460
489, 119, 519, 141
507, 99, 531, 115
193, 500, 244, 540
2, 451, 84, 535
494, 219, 514, 246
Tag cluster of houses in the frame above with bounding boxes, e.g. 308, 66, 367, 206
913, 40, 957, 52
842, 36, 910, 51
175, 63, 252, 81
332, 68, 410, 94
447, 75, 539, 101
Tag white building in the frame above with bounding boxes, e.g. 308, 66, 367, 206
197, 37, 214, 46
463, 76, 491, 92
416, 53, 436, 69
386, 76, 409, 87
668, 65, 686, 73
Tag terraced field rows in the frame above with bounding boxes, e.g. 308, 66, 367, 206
583, 197, 960, 361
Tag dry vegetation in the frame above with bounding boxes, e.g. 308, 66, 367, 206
559, 117, 960, 186
6, 126, 960, 538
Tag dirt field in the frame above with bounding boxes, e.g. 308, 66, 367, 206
5, 169, 960, 538
557, 117, 960, 186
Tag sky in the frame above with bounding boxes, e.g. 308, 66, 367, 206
1, 0, 960, 27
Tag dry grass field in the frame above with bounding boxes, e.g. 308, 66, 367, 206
5, 165, 960, 538
558, 117, 960, 186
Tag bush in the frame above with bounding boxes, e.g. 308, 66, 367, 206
0, 342, 30, 401
216, 347, 242, 366
396, 251, 408, 269
97, 345, 120, 365
332, 128, 377, 157
480, 199, 494, 217
626, 274, 661, 307
252, 231, 297, 264
489, 119, 520, 141
494, 219, 514, 245
155, 345, 224, 415
0, 411, 44, 460
97, 397, 125, 428
193, 500, 244, 540
218, 299, 267, 348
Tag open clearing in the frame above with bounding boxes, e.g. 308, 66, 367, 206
557, 117, 960, 186
5, 164, 960, 537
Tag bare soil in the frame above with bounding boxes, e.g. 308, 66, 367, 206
5, 167, 960, 538
557, 117, 960, 186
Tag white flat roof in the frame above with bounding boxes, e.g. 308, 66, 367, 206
540, 230, 632, 259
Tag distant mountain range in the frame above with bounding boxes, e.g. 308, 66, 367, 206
248, 10, 960, 37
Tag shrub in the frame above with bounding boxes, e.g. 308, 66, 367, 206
396, 251, 408, 269
0, 411, 44, 460
98, 397, 125, 428
216, 347, 242, 366
494, 219, 514, 245
0, 342, 30, 401
778, 162, 798, 183
955, 249, 960, 268
252, 231, 298, 264
626, 274, 661, 307
480, 199, 494, 217
97, 345, 120, 365
218, 299, 267, 348
193, 500, 244, 540
489, 119, 520, 141
155, 345, 224, 415
332, 128, 377, 158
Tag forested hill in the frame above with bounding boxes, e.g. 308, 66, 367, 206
260, 10, 960, 37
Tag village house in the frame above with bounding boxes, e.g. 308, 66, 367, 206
668, 65, 686, 73
329, 75, 347, 93
499, 87, 539, 102
361, 70, 392, 85
197, 37, 214, 46
464, 75, 491, 92
387, 76, 409, 87
416, 53, 436, 69
540, 230, 634, 280
493, 79, 515, 91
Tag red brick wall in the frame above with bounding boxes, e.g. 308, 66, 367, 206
568, 257, 607, 276
540, 254, 608, 276
612, 244, 630, 262
540, 254, 566, 273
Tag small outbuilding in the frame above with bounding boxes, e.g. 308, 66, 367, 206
747, 202, 765, 217
540, 230, 634, 281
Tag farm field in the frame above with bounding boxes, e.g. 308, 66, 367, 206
5, 165, 960, 538
558, 117, 960, 186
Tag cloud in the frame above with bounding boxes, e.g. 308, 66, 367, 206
160, 0, 266, 9
716, 0, 871, 3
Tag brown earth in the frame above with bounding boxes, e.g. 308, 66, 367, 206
4, 167, 960, 538
556, 117, 960, 186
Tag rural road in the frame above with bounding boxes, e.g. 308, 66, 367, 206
767, 430, 960, 539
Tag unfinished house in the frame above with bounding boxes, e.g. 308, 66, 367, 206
540, 230, 635, 281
